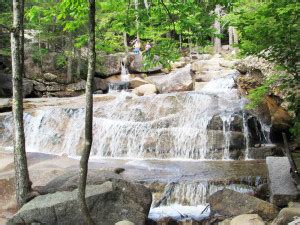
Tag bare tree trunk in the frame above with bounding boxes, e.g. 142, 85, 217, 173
67, 35, 73, 83
20, 0, 25, 78
11, 0, 31, 208
134, 0, 139, 39
233, 27, 239, 45
78, 0, 95, 224
228, 26, 233, 49
76, 48, 81, 80
144, 0, 149, 9
123, 32, 128, 53
213, 5, 222, 53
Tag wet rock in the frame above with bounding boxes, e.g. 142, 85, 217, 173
129, 77, 150, 89
207, 114, 243, 132
96, 53, 126, 78
94, 77, 109, 92
248, 145, 283, 159
266, 157, 300, 207
145, 65, 193, 93
207, 130, 245, 151
9, 181, 152, 225
208, 188, 278, 220
272, 207, 300, 225
133, 84, 157, 96
230, 214, 265, 225
0, 99, 12, 112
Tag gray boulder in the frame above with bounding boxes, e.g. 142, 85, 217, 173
94, 77, 108, 92
9, 181, 152, 225
146, 64, 193, 93
208, 188, 278, 221
127, 54, 162, 73
272, 207, 300, 225
0, 74, 33, 97
96, 53, 126, 78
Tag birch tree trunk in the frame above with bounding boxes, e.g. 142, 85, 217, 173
213, 5, 222, 53
76, 48, 81, 80
11, 0, 31, 208
123, 32, 129, 53
78, 0, 96, 224
134, 0, 139, 39
67, 35, 73, 83
228, 26, 234, 48
144, 0, 149, 9
20, 0, 25, 78
233, 27, 239, 44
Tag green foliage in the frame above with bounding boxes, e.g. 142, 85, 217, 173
246, 74, 281, 109
54, 53, 67, 70
31, 47, 48, 66
228, 0, 300, 137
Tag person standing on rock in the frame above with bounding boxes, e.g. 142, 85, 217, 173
144, 42, 151, 55
133, 38, 141, 55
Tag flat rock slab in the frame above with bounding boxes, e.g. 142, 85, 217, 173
266, 157, 300, 207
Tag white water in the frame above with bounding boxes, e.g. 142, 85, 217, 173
108, 63, 130, 92
0, 74, 270, 160
149, 179, 261, 221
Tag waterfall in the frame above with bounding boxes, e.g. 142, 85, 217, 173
0, 74, 271, 160
149, 177, 264, 221
108, 61, 130, 92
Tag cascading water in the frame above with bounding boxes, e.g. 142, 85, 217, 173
149, 176, 264, 221
108, 61, 130, 92
0, 73, 270, 160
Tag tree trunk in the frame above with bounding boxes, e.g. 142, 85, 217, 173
134, 0, 139, 39
78, 0, 96, 224
233, 27, 239, 45
228, 26, 233, 49
76, 48, 81, 80
67, 35, 73, 84
123, 32, 128, 53
20, 0, 25, 78
144, 0, 149, 9
213, 5, 222, 53
11, 0, 31, 208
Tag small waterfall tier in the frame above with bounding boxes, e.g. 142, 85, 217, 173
0, 74, 270, 160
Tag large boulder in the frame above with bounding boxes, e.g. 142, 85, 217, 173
230, 214, 265, 225
129, 77, 150, 89
94, 77, 109, 92
145, 65, 193, 93
0, 74, 33, 97
9, 181, 152, 225
132, 84, 157, 96
127, 54, 162, 73
96, 53, 126, 78
208, 188, 279, 221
